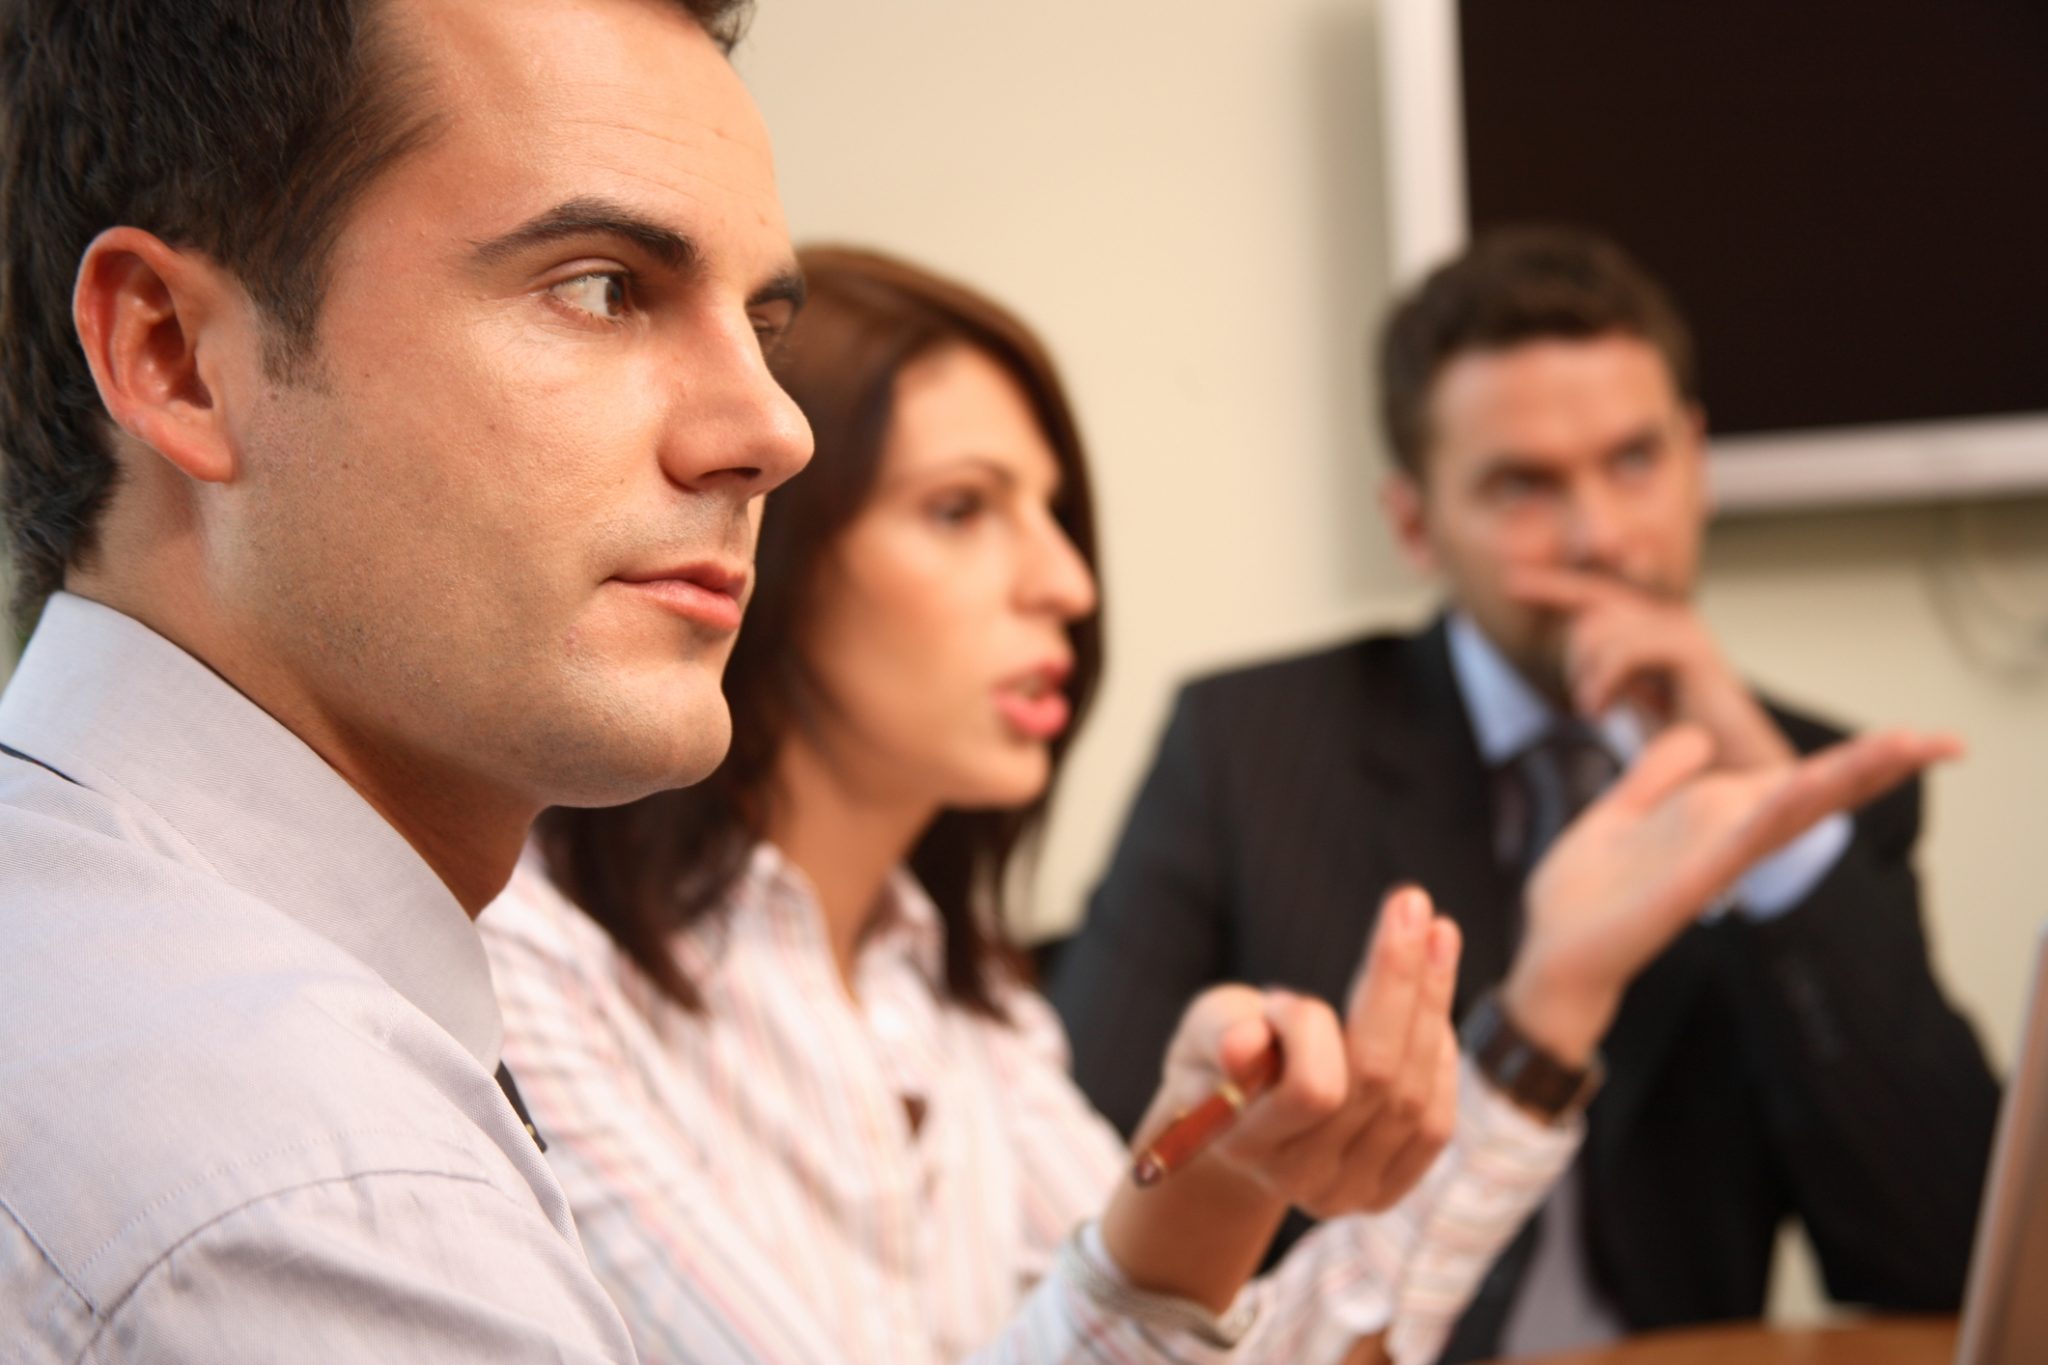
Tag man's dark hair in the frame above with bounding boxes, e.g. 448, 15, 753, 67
1377, 226, 1700, 480
0, 0, 752, 630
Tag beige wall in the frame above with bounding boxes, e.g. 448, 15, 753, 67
736, 0, 2048, 1315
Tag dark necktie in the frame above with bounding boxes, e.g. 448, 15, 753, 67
1444, 722, 1622, 1364
496, 1063, 548, 1152
1495, 721, 1624, 876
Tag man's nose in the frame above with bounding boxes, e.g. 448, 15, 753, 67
655, 325, 814, 497
1562, 479, 1628, 570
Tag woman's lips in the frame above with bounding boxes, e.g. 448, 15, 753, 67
995, 676, 1073, 740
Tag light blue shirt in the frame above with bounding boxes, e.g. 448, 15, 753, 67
0, 594, 635, 1362
1444, 613, 1849, 921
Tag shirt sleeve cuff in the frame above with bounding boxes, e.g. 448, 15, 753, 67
1734, 811, 1851, 920
1376, 1064, 1584, 1365
1063, 1222, 1259, 1352
1461, 1058, 1585, 1169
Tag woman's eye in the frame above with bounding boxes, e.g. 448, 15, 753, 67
548, 272, 630, 323
928, 490, 988, 527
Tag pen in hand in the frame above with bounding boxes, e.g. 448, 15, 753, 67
1129, 1040, 1283, 1188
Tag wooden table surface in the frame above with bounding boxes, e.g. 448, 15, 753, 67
1492, 1316, 1959, 1365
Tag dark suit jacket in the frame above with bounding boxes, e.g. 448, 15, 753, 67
1048, 620, 2000, 1360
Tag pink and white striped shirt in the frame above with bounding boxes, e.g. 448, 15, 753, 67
481, 844, 1578, 1365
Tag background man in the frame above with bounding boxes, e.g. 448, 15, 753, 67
1050, 228, 2000, 1361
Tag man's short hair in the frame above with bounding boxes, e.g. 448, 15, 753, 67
1377, 226, 1700, 480
0, 0, 752, 630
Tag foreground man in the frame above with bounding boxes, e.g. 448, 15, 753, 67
1052, 229, 1999, 1361
0, 1, 806, 1358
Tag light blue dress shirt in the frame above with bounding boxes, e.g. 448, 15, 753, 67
1444, 613, 1850, 920
0, 594, 635, 1362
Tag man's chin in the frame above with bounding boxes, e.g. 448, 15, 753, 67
532, 693, 734, 809
1492, 629, 1573, 709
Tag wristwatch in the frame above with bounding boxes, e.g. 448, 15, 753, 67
1460, 991, 1604, 1122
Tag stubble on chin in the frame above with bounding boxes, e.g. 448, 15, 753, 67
1485, 604, 1574, 708
518, 643, 738, 809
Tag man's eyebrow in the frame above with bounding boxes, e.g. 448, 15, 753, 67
1602, 423, 1667, 458
470, 197, 699, 270
1473, 451, 1558, 482
472, 197, 804, 319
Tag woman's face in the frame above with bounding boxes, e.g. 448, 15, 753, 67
798, 342, 1097, 814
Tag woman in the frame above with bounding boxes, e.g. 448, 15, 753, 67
479, 248, 1578, 1364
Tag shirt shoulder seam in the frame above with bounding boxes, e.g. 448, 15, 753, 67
81, 1162, 532, 1356
0, 1188, 100, 1319
70, 1123, 497, 1279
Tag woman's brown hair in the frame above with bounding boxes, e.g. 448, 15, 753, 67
537, 245, 1103, 1017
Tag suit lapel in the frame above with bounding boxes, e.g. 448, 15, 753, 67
1351, 619, 1522, 1016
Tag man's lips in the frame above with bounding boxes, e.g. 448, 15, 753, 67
612, 562, 749, 633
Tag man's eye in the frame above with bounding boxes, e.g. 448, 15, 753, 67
1611, 444, 1660, 478
548, 272, 630, 323
1493, 472, 1551, 504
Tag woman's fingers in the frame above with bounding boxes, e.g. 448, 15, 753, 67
1181, 896, 1470, 1216
1598, 724, 1715, 816
1232, 990, 1351, 1145
1266, 914, 1461, 1217
1749, 730, 1959, 848
1346, 927, 1457, 1191
1370, 1024, 1462, 1207
1675, 729, 1960, 905
1317, 944, 1460, 1214
1343, 886, 1437, 1099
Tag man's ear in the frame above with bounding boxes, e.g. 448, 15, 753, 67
72, 227, 244, 485
1378, 470, 1438, 576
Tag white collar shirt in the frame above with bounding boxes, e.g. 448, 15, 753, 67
0, 593, 634, 1362
483, 841, 1581, 1365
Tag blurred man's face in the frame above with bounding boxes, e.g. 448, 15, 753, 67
1383, 334, 1709, 699
216, 0, 812, 813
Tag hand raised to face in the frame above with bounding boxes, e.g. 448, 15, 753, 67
1505, 565, 1794, 772
1139, 886, 1463, 1219
1504, 724, 1962, 1064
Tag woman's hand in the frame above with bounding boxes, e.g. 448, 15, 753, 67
1100, 887, 1463, 1312
1505, 724, 1961, 1065
1140, 885, 1463, 1217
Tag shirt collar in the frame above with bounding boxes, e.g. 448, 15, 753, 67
1444, 611, 1645, 767
0, 593, 502, 1066
739, 841, 948, 988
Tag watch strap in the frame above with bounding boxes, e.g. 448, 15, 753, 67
1460, 991, 1604, 1121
